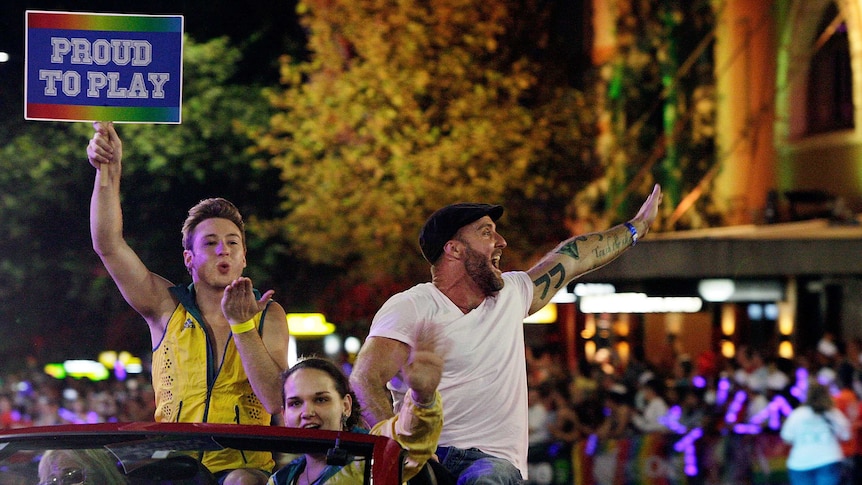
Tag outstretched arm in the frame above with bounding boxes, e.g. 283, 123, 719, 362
526, 184, 662, 314
87, 122, 176, 341
221, 277, 290, 414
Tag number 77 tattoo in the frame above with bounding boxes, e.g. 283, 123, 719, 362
533, 263, 566, 300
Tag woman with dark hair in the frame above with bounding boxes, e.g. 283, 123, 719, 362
780, 380, 851, 485
267, 351, 443, 485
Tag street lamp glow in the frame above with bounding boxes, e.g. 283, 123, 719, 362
698, 279, 735, 302
0, 52, 9, 63
287, 312, 335, 336
344, 336, 361, 354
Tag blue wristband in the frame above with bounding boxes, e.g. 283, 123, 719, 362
624, 222, 638, 246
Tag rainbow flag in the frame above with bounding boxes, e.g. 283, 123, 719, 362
572, 434, 690, 485
25, 11, 184, 123
749, 434, 790, 485
567, 433, 790, 485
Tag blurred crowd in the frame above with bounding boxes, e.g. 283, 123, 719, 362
525, 332, 862, 473
3, 332, 862, 474
0, 362, 156, 430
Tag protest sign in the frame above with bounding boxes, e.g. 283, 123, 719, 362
25, 11, 184, 123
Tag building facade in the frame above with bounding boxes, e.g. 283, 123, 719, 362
568, 0, 862, 372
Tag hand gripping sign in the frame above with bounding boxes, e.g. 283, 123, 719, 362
25, 11, 184, 124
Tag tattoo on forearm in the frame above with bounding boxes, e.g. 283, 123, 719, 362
592, 233, 627, 259
533, 263, 566, 300
557, 235, 592, 260
535, 232, 628, 300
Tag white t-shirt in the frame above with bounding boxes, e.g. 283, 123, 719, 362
368, 271, 533, 476
780, 405, 850, 471
632, 396, 669, 433
528, 403, 552, 445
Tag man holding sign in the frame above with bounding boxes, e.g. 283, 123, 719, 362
87, 122, 289, 485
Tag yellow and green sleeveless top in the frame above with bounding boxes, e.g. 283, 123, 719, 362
152, 283, 275, 475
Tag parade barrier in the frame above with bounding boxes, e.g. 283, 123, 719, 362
527, 432, 791, 485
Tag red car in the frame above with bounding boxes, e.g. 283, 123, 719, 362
0, 422, 405, 484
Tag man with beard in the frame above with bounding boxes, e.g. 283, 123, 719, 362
350, 186, 662, 484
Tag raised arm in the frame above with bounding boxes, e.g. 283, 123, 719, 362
87, 122, 176, 338
526, 184, 662, 314
221, 277, 290, 414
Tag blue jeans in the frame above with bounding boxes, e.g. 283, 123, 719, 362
437, 446, 523, 484
787, 462, 842, 485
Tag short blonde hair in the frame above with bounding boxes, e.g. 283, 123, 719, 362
181, 198, 245, 250
38, 449, 128, 484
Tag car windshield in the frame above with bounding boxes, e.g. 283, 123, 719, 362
0, 422, 404, 485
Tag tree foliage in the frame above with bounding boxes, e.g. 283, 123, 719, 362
257, 0, 601, 289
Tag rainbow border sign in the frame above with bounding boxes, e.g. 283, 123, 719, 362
25, 11, 184, 123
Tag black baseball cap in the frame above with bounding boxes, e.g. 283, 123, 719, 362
419, 203, 504, 263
